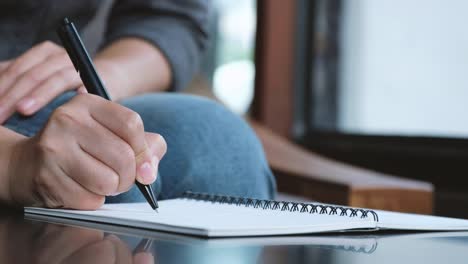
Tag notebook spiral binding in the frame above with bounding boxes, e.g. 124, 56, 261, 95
181, 191, 379, 222
319, 243, 378, 254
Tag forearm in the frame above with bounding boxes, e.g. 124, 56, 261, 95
0, 127, 26, 204
94, 38, 172, 101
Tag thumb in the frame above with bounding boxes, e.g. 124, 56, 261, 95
135, 145, 157, 185
144, 133, 167, 181
145, 133, 167, 161
134, 133, 166, 185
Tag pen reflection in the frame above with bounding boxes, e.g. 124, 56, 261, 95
0, 214, 155, 264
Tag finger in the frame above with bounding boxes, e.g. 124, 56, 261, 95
145, 133, 167, 160
0, 51, 70, 122
0, 65, 78, 122
63, 239, 118, 264
134, 253, 155, 264
67, 144, 122, 196
105, 235, 133, 264
85, 98, 156, 184
0, 41, 59, 96
16, 66, 82, 115
144, 133, 167, 182
13, 52, 76, 114
0, 60, 11, 72
39, 156, 105, 209
74, 116, 136, 194
33, 226, 104, 264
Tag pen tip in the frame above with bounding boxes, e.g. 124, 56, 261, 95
155, 208, 159, 213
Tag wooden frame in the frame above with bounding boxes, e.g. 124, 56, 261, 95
252, 0, 296, 137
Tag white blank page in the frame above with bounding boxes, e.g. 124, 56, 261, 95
376, 210, 468, 231
25, 199, 376, 237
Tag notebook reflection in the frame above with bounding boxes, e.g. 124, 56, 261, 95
6, 213, 468, 264
0, 213, 362, 264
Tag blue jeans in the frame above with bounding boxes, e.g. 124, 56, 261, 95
3, 92, 276, 202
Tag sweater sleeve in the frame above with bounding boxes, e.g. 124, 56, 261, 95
102, 0, 211, 91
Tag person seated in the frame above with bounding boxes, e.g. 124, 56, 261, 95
0, 0, 275, 209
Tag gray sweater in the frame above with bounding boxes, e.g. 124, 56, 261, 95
0, 0, 210, 91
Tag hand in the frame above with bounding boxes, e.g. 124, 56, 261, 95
62, 234, 155, 264
32, 226, 155, 264
6, 94, 166, 209
0, 41, 87, 124
27, 225, 155, 264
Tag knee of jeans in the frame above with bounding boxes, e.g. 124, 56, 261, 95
122, 94, 277, 200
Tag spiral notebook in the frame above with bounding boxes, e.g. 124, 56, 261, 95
24, 192, 468, 237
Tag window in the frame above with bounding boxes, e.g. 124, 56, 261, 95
210, 0, 257, 115
302, 0, 468, 138
294, 0, 468, 216
339, 0, 468, 138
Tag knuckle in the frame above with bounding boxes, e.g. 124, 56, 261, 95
36, 138, 60, 157
54, 68, 72, 84
52, 107, 79, 125
35, 132, 62, 158
25, 69, 43, 84
95, 172, 119, 195
124, 111, 144, 134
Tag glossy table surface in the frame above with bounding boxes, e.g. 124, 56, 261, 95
2, 211, 468, 264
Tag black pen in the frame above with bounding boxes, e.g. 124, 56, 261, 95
57, 17, 159, 212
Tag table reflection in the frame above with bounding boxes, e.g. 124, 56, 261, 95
0, 213, 264, 264
2, 212, 468, 264
0, 213, 154, 264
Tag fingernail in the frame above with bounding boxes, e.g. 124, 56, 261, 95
137, 162, 155, 184
18, 98, 36, 113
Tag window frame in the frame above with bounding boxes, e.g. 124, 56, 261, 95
292, 0, 468, 194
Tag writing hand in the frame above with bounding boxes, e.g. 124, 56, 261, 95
0, 41, 86, 124
6, 94, 166, 209
31, 225, 154, 264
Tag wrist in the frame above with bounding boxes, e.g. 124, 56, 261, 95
94, 58, 131, 101
0, 128, 27, 206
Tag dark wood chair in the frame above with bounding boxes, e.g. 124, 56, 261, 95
249, 120, 433, 214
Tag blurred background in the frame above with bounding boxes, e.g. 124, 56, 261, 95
194, 0, 468, 219
205, 0, 468, 136
197, 0, 257, 115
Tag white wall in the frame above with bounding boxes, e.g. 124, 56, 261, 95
339, 0, 468, 138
